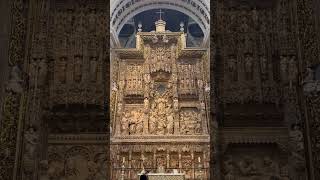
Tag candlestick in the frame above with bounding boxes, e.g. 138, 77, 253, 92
198, 157, 201, 163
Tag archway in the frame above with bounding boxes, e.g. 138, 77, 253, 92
110, 0, 210, 47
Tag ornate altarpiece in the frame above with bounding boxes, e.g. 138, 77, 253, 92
110, 20, 211, 180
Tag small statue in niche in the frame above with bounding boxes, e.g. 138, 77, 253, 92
57, 57, 67, 84
73, 56, 82, 83
144, 97, 149, 110
288, 56, 297, 87
228, 56, 238, 81
6, 65, 23, 93
38, 59, 48, 86
24, 127, 39, 159
289, 124, 304, 153
173, 98, 179, 112
244, 54, 254, 80
22, 127, 39, 179
280, 55, 288, 82
260, 56, 268, 80
89, 56, 98, 82
239, 11, 249, 33
120, 113, 130, 135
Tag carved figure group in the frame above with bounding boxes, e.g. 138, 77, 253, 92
121, 109, 144, 135
149, 97, 174, 135
180, 110, 201, 135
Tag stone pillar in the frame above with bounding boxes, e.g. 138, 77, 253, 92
0, 0, 11, 124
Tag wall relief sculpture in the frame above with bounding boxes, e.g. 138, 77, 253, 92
149, 93, 174, 135
180, 109, 201, 135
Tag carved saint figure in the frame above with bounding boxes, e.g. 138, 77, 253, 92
244, 54, 254, 80
38, 60, 48, 86
289, 124, 304, 153
23, 127, 39, 179
288, 56, 297, 88
89, 57, 98, 82
74, 56, 82, 83
120, 113, 130, 135
228, 56, 238, 81
280, 56, 288, 82
260, 56, 268, 80
58, 57, 67, 84
24, 127, 39, 159
6, 65, 23, 93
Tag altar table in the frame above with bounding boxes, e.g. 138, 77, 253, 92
137, 173, 185, 180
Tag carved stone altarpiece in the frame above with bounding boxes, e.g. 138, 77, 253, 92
110, 19, 210, 180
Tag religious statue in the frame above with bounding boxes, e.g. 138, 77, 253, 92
74, 56, 82, 83
244, 54, 253, 80
260, 56, 268, 80
120, 113, 130, 135
38, 59, 48, 86
58, 57, 67, 84
89, 57, 98, 82
23, 127, 39, 179
228, 56, 238, 81
6, 65, 23, 93
288, 56, 297, 87
24, 127, 39, 159
289, 124, 304, 153
280, 56, 288, 82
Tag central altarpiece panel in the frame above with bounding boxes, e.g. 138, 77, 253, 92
110, 20, 210, 180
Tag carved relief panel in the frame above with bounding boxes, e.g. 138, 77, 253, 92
120, 106, 145, 135
125, 64, 144, 96
177, 63, 198, 95
180, 108, 201, 135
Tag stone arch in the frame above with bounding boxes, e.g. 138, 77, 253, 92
110, 0, 210, 46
